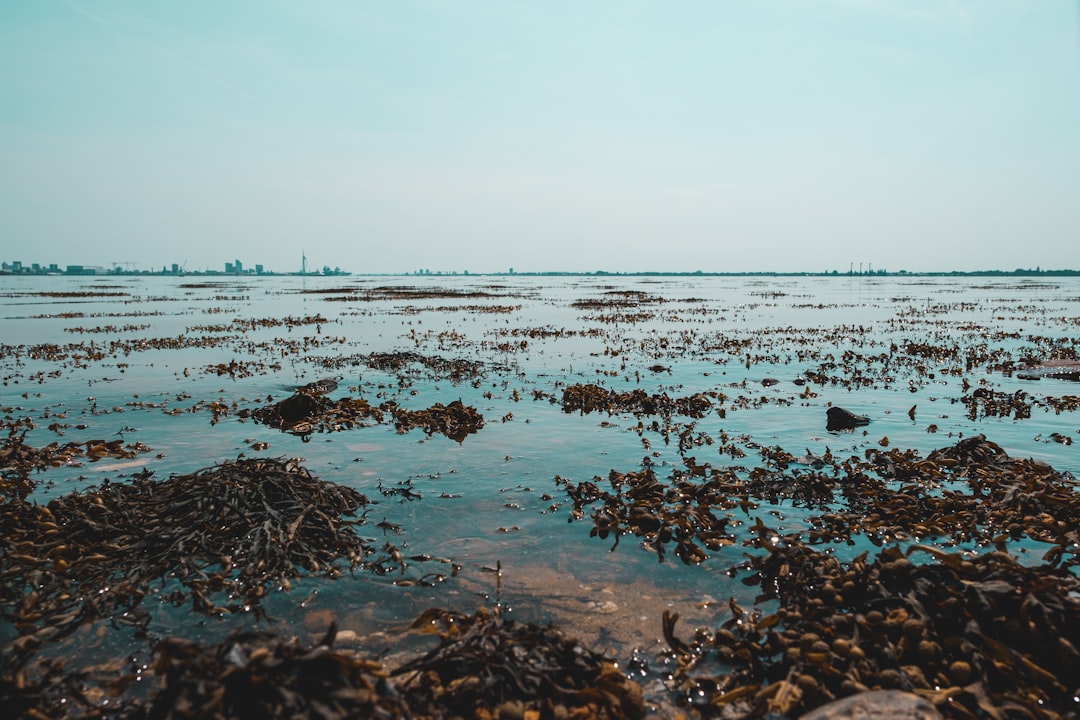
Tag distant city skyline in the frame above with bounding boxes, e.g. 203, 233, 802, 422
4, 253, 1079, 279
2, 2, 1078, 274
0, 256, 347, 276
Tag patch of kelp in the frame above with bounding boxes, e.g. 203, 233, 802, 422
365, 350, 487, 383
245, 388, 388, 437
556, 466, 743, 565
556, 437, 1080, 717
246, 384, 485, 444
1, 333, 347, 378
814, 436, 1080, 563
309, 350, 489, 384
62, 323, 152, 334
4, 607, 646, 720
0, 457, 402, 674
960, 386, 1080, 420
393, 606, 644, 719
395, 303, 522, 315
570, 290, 666, 309
1, 421, 153, 499
4, 436, 1079, 719
561, 383, 719, 418
184, 314, 329, 334
0, 291, 129, 298
300, 285, 504, 302
662, 543, 1080, 719
559, 436, 1080, 570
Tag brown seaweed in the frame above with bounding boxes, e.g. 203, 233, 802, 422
0, 458, 394, 672
663, 542, 1080, 718
562, 383, 716, 418
395, 607, 646, 719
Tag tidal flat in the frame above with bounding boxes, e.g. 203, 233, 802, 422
2, 274, 1078, 718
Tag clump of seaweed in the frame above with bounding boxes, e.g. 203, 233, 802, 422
391, 400, 485, 444
664, 542, 1080, 718
557, 465, 742, 564
571, 290, 665, 309
560, 436, 1080, 569
1, 420, 152, 498
135, 627, 409, 720
248, 386, 484, 443
365, 351, 486, 383
4, 608, 647, 720
817, 436, 1080, 563
394, 607, 646, 719
0, 458, 393, 672
561, 383, 715, 418
1, 656, 138, 720
248, 391, 386, 437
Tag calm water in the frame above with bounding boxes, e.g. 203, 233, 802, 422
2, 273, 1078, 669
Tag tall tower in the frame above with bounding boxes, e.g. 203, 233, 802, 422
301, 250, 307, 275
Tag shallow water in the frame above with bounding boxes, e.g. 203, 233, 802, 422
2, 273, 1078, 676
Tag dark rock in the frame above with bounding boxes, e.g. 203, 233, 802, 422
802, 690, 942, 720
298, 377, 338, 395
1013, 360, 1080, 382
826, 406, 870, 431
256, 391, 329, 428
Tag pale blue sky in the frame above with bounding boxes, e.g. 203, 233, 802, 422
2, 1, 1078, 273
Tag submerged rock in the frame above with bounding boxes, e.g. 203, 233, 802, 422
297, 377, 339, 395
1013, 358, 1080, 382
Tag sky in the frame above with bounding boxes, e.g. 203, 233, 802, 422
1, 1, 1078, 274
